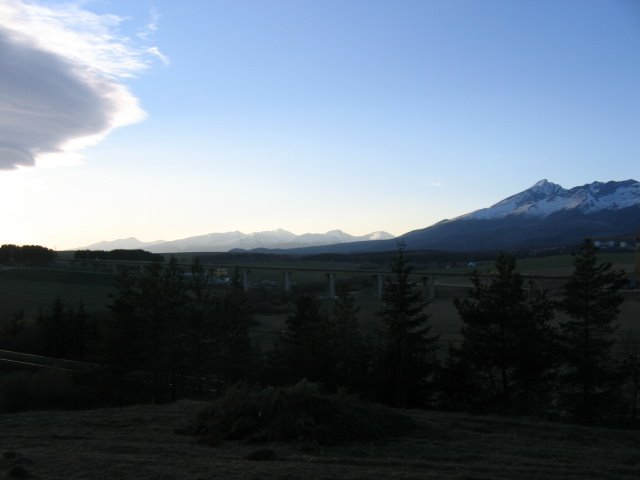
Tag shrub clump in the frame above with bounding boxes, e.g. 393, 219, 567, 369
190, 380, 414, 446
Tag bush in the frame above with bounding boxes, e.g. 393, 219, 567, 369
190, 380, 414, 446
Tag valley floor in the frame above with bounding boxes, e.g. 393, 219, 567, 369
2, 400, 639, 479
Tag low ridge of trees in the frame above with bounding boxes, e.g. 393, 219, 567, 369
0, 244, 56, 266
74, 249, 163, 262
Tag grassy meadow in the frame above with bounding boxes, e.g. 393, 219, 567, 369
0, 268, 113, 324
1, 399, 639, 479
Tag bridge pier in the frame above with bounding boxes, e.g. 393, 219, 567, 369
422, 276, 435, 300
327, 272, 336, 299
375, 274, 385, 299
243, 269, 252, 291
283, 271, 292, 292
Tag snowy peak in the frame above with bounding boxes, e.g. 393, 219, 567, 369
364, 231, 395, 241
82, 237, 166, 250
463, 179, 640, 221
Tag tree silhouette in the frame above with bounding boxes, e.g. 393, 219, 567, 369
377, 243, 439, 408
278, 293, 335, 386
332, 287, 368, 392
454, 254, 557, 413
183, 258, 218, 396
558, 238, 626, 424
217, 267, 254, 384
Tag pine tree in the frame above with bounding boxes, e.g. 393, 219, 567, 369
218, 267, 253, 384
183, 257, 217, 396
454, 254, 557, 413
332, 287, 367, 392
163, 257, 186, 400
136, 258, 186, 401
105, 270, 145, 403
280, 293, 335, 386
38, 297, 67, 358
558, 238, 626, 424
377, 244, 439, 408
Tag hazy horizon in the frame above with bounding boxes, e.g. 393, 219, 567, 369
1, 0, 639, 250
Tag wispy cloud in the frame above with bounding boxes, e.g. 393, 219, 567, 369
137, 7, 159, 40
0, 0, 166, 170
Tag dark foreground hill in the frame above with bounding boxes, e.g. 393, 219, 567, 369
2, 400, 639, 479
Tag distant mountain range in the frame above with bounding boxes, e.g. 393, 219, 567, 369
81, 229, 395, 253
83, 179, 640, 254
251, 179, 640, 254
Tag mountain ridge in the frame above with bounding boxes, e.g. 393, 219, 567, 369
81, 179, 640, 254
80, 229, 395, 253
459, 179, 640, 221
248, 179, 640, 254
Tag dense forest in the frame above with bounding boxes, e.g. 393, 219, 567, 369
1, 239, 638, 427
0, 244, 56, 266
74, 249, 163, 262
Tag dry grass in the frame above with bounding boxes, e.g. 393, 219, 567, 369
2, 400, 639, 479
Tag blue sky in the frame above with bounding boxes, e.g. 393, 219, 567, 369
1, 0, 639, 249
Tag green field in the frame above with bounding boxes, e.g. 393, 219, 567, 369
0, 268, 114, 324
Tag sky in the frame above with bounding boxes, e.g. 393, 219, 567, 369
1, 0, 639, 250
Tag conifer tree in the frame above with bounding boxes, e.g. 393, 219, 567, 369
136, 258, 186, 401
183, 258, 217, 395
377, 244, 439, 408
162, 257, 186, 400
332, 286, 367, 391
454, 254, 557, 413
280, 293, 335, 386
218, 267, 253, 384
105, 270, 144, 403
558, 238, 626, 424
38, 297, 66, 358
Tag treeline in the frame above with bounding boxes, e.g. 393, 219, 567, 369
170, 247, 579, 270
0, 244, 56, 266
74, 249, 163, 262
1, 239, 637, 426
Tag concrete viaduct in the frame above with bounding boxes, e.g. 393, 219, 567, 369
60, 259, 438, 299
55, 258, 570, 300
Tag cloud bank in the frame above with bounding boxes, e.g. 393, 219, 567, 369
0, 0, 164, 169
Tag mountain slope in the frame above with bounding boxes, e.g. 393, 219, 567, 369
82, 230, 394, 253
401, 179, 640, 251
263, 179, 640, 254
461, 179, 640, 220
82, 237, 166, 250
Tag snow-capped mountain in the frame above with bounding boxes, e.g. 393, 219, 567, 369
462, 179, 640, 220
264, 179, 640, 254
82, 180, 638, 255
82, 229, 394, 253
82, 237, 166, 251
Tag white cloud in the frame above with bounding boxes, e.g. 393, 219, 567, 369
137, 7, 159, 40
147, 46, 170, 66
0, 0, 166, 170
